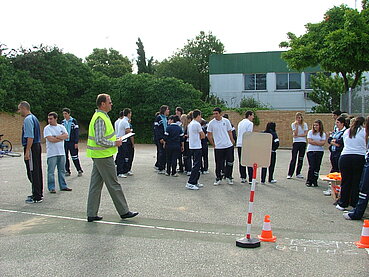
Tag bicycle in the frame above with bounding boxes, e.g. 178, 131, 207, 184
0, 134, 21, 157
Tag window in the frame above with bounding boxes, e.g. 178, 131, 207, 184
276, 73, 301, 90
244, 74, 266, 90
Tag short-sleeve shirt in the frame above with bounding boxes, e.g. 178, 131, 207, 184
114, 118, 122, 136
307, 130, 326, 152
187, 120, 202, 150
117, 117, 130, 138
207, 117, 233, 149
22, 114, 41, 146
236, 118, 253, 147
43, 124, 68, 158
292, 122, 308, 143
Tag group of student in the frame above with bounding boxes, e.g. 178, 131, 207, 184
286, 110, 369, 220
152, 105, 280, 190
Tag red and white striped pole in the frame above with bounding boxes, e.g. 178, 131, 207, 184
236, 163, 261, 248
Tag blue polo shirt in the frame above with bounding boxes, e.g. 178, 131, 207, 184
22, 114, 41, 146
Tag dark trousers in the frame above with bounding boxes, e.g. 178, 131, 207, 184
329, 151, 340, 173
261, 152, 277, 183
237, 147, 253, 181
121, 142, 134, 174
155, 141, 166, 171
183, 142, 192, 172
116, 145, 124, 175
188, 149, 202, 185
306, 151, 324, 186
24, 143, 43, 201
215, 146, 234, 180
178, 152, 184, 172
201, 142, 208, 172
64, 140, 82, 173
338, 154, 365, 208
288, 142, 306, 176
166, 145, 180, 175
128, 146, 134, 172
349, 159, 369, 219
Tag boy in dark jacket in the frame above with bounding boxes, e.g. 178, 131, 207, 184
154, 105, 170, 174
261, 122, 279, 184
164, 115, 184, 177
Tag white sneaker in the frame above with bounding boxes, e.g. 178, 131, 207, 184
187, 171, 192, 176
172, 173, 179, 177
202, 171, 209, 174
197, 183, 204, 188
270, 179, 277, 183
214, 179, 221, 186
323, 188, 331, 196
157, 170, 166, 174
241, 178, 246, 183
118, 174, 127, 178
226, 178, 234, 185
343, 213, 352, 220
127, 171, 134, 176
286, 175, 292, 179
185, 183, 199, 190
296, 174, 304, 179
165, 173, 170, 176
336, 204, 346, 211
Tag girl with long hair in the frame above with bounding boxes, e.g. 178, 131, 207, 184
261, 122, 279, 184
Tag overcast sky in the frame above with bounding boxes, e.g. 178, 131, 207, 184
1, 0, 358, 62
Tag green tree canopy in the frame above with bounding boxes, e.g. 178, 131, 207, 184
86, 48, 132, 78
136, 38, 154, 74
280, 4, 369, 92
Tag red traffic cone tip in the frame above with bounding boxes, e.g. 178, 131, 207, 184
264, 215, 270, 222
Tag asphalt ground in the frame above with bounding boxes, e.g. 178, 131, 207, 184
0, 144, 368, 277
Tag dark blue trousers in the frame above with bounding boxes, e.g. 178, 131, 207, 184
188, 149, 202, 185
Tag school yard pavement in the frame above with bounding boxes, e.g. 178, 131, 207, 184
0, 144, 368, 277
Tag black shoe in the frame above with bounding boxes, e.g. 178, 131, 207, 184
49, 190, 56, 194
61, 187, 72, 191
87, 216, 103, 222
120, 211, 139, 219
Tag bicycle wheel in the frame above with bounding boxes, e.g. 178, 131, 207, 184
1, 140, 12, 152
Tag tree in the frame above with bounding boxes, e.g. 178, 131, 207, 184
86, 48, 132, 78
136, 38, 154, 74
280, 5, 369, 93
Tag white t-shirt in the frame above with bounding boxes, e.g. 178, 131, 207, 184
43, 124, 68, 158
117, 117, 130, 138
236, 118, 253, 147
307, 130, 326, 152
207, 117, 233, 149
187, 120, 202, 149
341, 128, 367, 156
114, 118, 122, 136
292, 122, 308, 143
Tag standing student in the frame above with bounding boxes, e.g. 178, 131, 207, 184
336, 117, 366, 211
261, 122, 279, 184
287, 112, 308, 179
305, 120, 326, 187
154, 105, 170, 174
18, 101, 43, 204
86, 94, 138, 222
185, 109, 205, 190
164, 115, 184, 177
343, 116, 369, 220
44, 112, 72, 193
236, 110, 254, 183
207, 107, 235, 186
62, 108, 83, 177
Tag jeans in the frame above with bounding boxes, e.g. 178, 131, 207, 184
306, 151, 324, 186
188, 149, 202, 185
47, 155, 68, 191
288, 142, 306, 176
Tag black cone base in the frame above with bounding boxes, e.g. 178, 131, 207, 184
236, 237, 261, 248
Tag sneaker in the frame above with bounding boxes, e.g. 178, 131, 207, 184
286, 175, 292, 179
118, 174, 128, 178
269, 179, 277, 184
323, 187, 331, 196
157, 170, 166, 174
65, 172, 71, 176
296, 174, 304, 179
165, 173, 170, 176
202, 171, 209, 174
49, 190, 56, 194
185, 183, 199, 190
25, 198, 43, 204
241, 178, 246, 183
186, 171, 192, 176
226, 178, 234, 185
154, 166, 159, 170
197, 183, 204, 188
127, 171, 134, 176
343, 213, 352, 220
78, 171, 83, 177
336, 204, 346, 211
213, 179, 221, 186
172, 173, 179, 177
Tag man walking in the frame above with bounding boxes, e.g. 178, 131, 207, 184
18, 101, 43, 203
86, 94, 138, 222
62, 108, 83, 177
236, 110, 254, 184
186, 109, 205, 190
154, 105, 170, 174
44, 112, 72, 193
207, 107, 235, 185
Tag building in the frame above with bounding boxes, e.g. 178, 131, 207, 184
209, 51, 323, 111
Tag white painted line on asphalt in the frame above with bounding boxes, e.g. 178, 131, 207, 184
0, 208, 243, 237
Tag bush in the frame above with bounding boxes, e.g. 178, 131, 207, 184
240, 97, 266, 109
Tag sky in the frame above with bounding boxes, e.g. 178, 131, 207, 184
1, 0, 358, 62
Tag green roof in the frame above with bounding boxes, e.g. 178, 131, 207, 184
209, 51, 321, 74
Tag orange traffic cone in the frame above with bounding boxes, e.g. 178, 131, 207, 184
355, 220, 369, 248
258, 215, 277, 242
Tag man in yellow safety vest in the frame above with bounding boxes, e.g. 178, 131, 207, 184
86, 94, 138, 222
